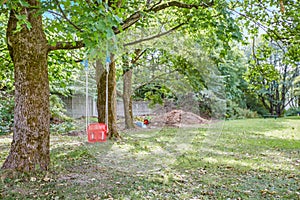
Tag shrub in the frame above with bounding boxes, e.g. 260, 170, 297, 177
285, 107, 300, 116
49, 94, 76, 134
50, 120, 76, 134
226, 101, 258, 119
0, 92, 75, 135
0, 91, 14, 135
50, 94, 70, 120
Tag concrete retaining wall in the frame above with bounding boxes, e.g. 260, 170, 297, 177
61, 95, 156, 118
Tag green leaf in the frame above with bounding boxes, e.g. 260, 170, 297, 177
18, 0, 30, 7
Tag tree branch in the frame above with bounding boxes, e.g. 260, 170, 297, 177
252, 37, 258, 64
48, 41, 85, 52
1, 0, 7, 5
124, 23, 185, 47
114, 1, 214, 34
229, 8, 286, 50
113, 12, 141, 34
132, 49, 147, 64
149, 0, 214, 12
49, 1, 212, 50
55, 0, 83, 32
284, 96, 294, 108
46, 10, 64, 18
134, 69, 177, 91
148, 0, 163, 10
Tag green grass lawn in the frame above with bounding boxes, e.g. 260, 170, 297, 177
0, 118, 299, 199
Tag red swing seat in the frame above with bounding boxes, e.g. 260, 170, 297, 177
87, 123, 107, 143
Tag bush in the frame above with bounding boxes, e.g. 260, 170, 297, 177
226, 101, 258, 119
285, 107, 300, 116
49, 94, 76, 134
245, 93, 269, 116
50, 120, 76, 134
0, 91, 14, 135
0, 92, 76, 135
50, 94, 70, 120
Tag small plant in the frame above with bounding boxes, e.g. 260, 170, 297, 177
50, 120, 76, 134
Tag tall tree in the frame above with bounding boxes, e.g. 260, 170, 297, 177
244, 38, 297, 116
119, 49, 145, 129
96, 55, 120, 139
3, 0, 54, 171
235, 0, 300, 116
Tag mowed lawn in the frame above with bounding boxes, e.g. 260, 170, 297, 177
0, 117, 299, 199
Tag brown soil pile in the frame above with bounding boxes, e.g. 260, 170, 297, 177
151, 110, 208, 127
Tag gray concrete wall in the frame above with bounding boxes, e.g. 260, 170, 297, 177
117, 100, 154, 117
61, 95, 156, 118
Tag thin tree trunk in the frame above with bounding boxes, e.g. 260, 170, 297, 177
260, 95, 270, 112
96, 57, 120, 139
123, 69, 135, 129
275, 86, 281, 116
2, 6, 50, 171
96, 60, 106, 123
122, 49, 145, 129
280, 64, 288, 114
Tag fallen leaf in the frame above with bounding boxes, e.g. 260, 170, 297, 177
30, 177, 37, 182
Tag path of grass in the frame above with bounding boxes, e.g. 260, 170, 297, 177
0, 118, 299, 199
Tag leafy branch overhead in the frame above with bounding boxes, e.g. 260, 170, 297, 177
43, 0, 218, 55
1, 0, 244, 57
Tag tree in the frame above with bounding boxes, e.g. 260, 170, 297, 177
235, 0, 300, 116
115, 0, 245, 120
120, 49, 145, 129
2, 0, 53, 171
95, 55, 120, 139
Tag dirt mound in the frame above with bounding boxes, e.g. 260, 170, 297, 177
151, 110, 208, 127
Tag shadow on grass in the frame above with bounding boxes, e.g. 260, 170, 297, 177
1, 118, 299, 199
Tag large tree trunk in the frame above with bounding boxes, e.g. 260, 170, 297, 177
2, 4, 50, 171
96, 57, 120, 139
123, 69, 135, 129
